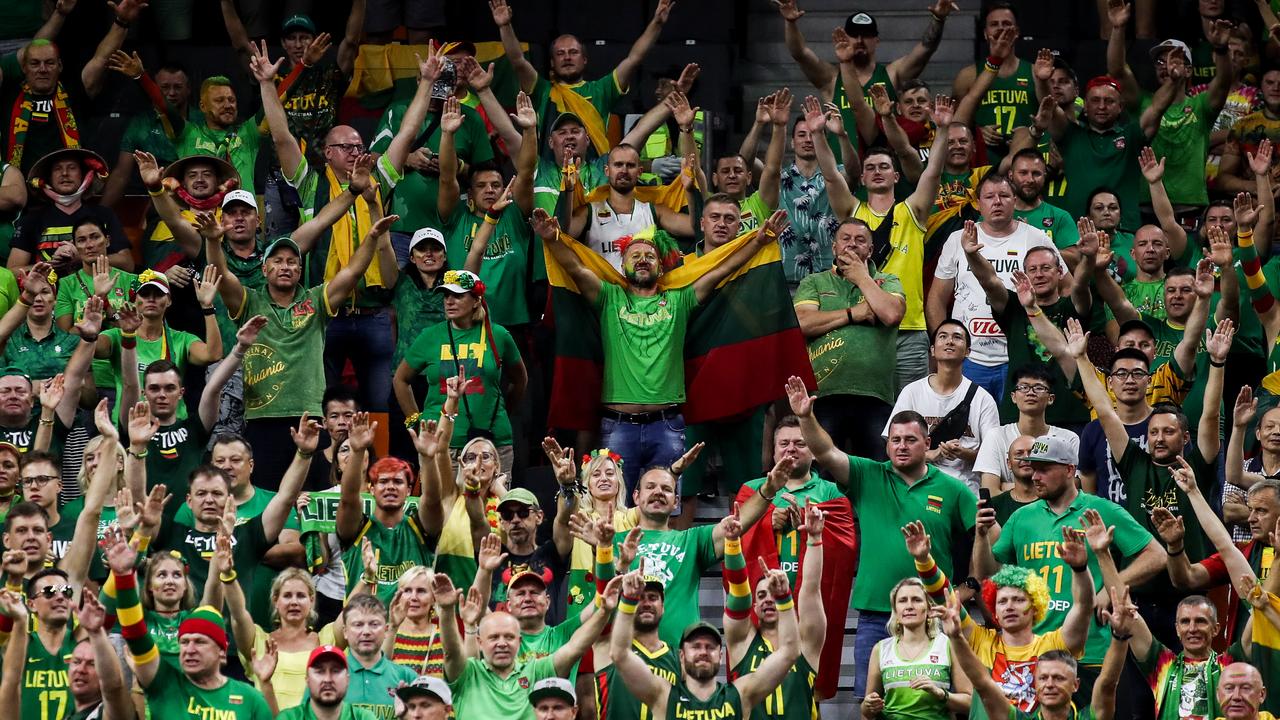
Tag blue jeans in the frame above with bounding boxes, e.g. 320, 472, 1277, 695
600, 411, 687, 500
852, 609, 892, 701
390, 231, 413, 267
263, 170, 301, 241
324, 309, 394, 412
962, 358, 1008, 405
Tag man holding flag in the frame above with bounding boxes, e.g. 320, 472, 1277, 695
530, 205, 789, 497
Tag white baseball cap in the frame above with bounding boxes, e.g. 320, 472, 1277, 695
221, 189, 257, 210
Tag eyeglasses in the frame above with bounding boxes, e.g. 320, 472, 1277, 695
328, 142, 366, 155
1014, 383, 1051, 395
462, 452, 495, 464
1109, 369, 1150, 381
35, 584, 73, 599
499, 506, 532, 521
20, 475, 58, 489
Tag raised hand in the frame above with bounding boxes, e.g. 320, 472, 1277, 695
477, 532, 507, 572
408, 418, 443, 458
618, 527, 643, 568
114, 487, 140, 532
568, 511, 601, 546
1171, 455, 1199, 495
302, 32, 333, 67
759, 209, 789, 242
1033, 96, 1056, 132
107, 0, 147, 22
1151, 506, 1185, 547
1234, 191, 1259, 230
458, 57, 493, 93
940, 590, 964, 637
652, 0, 674, 24
868, 83, 894, 117
768, 88, 793, 126
754, 93, 774, 125
91, 255, 115, 298
22, 262, 53, 300
1106, 585, 1137, 636
127, 400, 159, 447
431, 572, 460, 608
1033, 48, 1055, 82
802, 95, 826, 133
765, 457, 794, 497
1, 549, 26, 580
251, 636, 279, 683
361, 536, 378, 580
541, 437, 576, 486
1057, 526, 1088, 568
1079, 508, 1114, 554
930, 95, 956, 127
773, 0, 804, 21
960, 219, 984, 254
1012, 269, 1037, 311
664, 91, 697, 129
248, 40, 285, 83
1206, 318, 1236, 365
348, 412, 376, 452
1208, 225, 1234, 268
290, 412, 322, 455
1138, 146, 1165, 184
1063, 317, 1088, 359
349, 153, 377, 200
1107, 0, 1131, 29
1236, 573, 1267, 610
901, 520, 932, 560
1249, 138, 1274, 178
38, 374, 65, 413
989, 27, 1016, 60
831, 28, 855, 63
719, 502, 743, 540
0, 588, 28, 625
236, 315, 269, 350
676, 63, 701, 94
107, 50, 144, 79
139, 484, 171, 531
1235, 385, 1258, 428
194, 210, 224, 242
530, 209, 562, 242
670, 442, 705, 476
785, 375, 814, 417
441, 96, 463, 134
414, 46, 444, 84
459, 586, 487, 627
513, 91, 537, 130
489, 0, 512, 26
102, 524, 137, 576
195, 264, 221, 308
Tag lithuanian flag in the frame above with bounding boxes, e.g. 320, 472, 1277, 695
544, 229, 815, 430
1248, 591, 1280, 715
731, 487, 857, 700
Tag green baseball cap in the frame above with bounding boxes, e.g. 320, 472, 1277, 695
282, 14, 317, 34
263, 236, 302, 263
680, 621, 722, 646
550, 112, 585, 131
498, 488, 540, 509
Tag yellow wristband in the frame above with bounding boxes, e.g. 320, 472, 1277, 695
724, 538, 742, 554
219, 570, 238, 583
147, 187, 165, 197
596, 546, 614, 564
131, 532, 151, 552
483, 214, 499, 225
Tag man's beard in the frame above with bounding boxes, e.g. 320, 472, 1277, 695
685, 662, 719, 682
625, 268, 659, 288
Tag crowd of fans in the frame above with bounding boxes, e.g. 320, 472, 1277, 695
13, 0, 1280, 719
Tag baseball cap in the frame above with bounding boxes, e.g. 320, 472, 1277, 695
435, 269, 485, 296
222, 189, 257, 210
1116, 318, 1155, 341
529, 678, 577, 706
498, 487, 540, 509
1025, 435, 1076, 465
282, 14, 317, 34
643, 575, 666, 596
550, 112, 585, 131
1148, 39, 1192, 63
306, 645, 346, 669
0, 441, 20, 459
396, 676, 453, 705
263, 236, 302, 262
507, 568, 549, 591
680, 621, 723, 646
135, 269, 171, 296
844, 12, 878, 37
410, 228, 446, 252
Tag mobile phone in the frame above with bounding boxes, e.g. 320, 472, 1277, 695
431, 58, 457, 100
979, 487, 991, 503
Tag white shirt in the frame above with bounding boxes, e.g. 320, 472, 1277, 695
884, 375, 1000, 492
585, 198, 656, 271
934, 221, 1064, 366
973, 422, 1082, 486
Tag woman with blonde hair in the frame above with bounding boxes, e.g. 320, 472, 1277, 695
227, 563, 322, 711
862, 577, 971, 719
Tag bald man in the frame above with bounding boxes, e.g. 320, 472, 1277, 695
1217, 663, 1269, 720
253, 46, 399, 414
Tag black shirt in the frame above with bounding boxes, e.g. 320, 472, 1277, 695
12, 202, 130, 262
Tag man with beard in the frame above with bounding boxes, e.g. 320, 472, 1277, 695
9, 149, 132, 274
774, 0, 959, 144
150, 73, 263, 194
1036, 75, 1152, 232
486, 488, 572, 624
491, 0, 673, 158
611, 566, 800, 720
974, 366, 1080, 496
590, 574, 679, 720
1008, 150, 1078, 253
787, 376, 977, 702
274, 644, 379, 720
794, 218, 906, 459
435, 571, 619, 720
926, 174, 1069, 402
0, 0, 146, 176
973, 433, 1163, 699
567, 143, 695, 270
532, 205, 788, 494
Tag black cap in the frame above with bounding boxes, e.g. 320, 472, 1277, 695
845, 12, 878, 37
1116, 318, 1154, 341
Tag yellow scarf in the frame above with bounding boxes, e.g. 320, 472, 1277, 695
548, 82, 611, 156
322, 164, 384, 288
572, 163, 691, 213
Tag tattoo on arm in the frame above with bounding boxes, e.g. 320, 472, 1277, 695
921, 16, 944, 50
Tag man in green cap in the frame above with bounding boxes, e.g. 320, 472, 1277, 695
489, 487, 574, 625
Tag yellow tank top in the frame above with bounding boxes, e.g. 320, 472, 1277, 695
852, 201, 927, 331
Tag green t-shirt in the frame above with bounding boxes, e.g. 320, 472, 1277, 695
830, 63, 895, 156
1111, 278, 1166, 321
21, 624, 77, 720
741, 473, 843, 584
1115, 442, 1217, 564
793, 268, 904, 404
370, 100, 494, 234
993, 293, 1091, 426
143, 414, 211, 503
403, 320, 521, 448
448, 655, 555, 720
0, 410, 69, 457
439, 203, 532, 326
845, 456, 977, 612
738, 191, 772, 234
340, 513, 436, 606
1015, 202, 1079, 249
993, 493, 1154, 663
53, 267, 138, 386
120, 105, 204, 168
666, 681, 744, 720
277, 703, 379, 720
595, 282, 698, 405
101, 324, 198, 423
233, 284, 334, 420
597, 641, 680, 720
519, 614, 581, 664
533, 156, 607, 215
1058, 119, 1146, 232
174, 486, 301, 531
618, 524, 719, 648
531, 73, 627, 156
0, 323, 77, 381
391, 273, 444, 369
990, 489, 1035, 526
1149, 92, 1214, 206
143, 657, 273, 720
176, 116, 262, 194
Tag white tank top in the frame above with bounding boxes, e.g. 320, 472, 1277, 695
585, 198, 656, 271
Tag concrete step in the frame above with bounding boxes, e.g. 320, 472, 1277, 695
747, 9, 978, 43
743, 38, 975, 65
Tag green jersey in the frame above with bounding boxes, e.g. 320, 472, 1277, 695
596, 640, 680, 720
340, 513, 435, 605
402, 320, 522, 448
530, 72, 628, 156
153, 514, 274, 626
533, 156, 608, 215
144, 415, 211, 502
1112, 278, 1166, 321
391, 273, 444, 369
101, 325, 198, 422
618, 524, 719, 648
143, 658, 273, 720
1148, 92, 1214, 206
738, 192, 772, 234
277, 704, 379, 720
520, 614, 581, 664
448, 656, 555, 720
666, 680, 744, 720
176, 116, 262, 194
439, 203, 533, 326
52, 267, 137, 386
741, 473, 842, 584
793, 268, 904, 404
596, 282, 697, 405
21, 626, 76, 720
233, 284, 334, 420
830, 63, 895, 156
1116, 442, 1217, 563
877, 633, 954, 720
993, 294, 1091, 426
845, 456, 976, 612
1058, 119, 1146, 232
0, 323, 77, 381
973, 60, 1037, 158
993, 493, 1154, 663
731, 634, 815, 720
1014, 202, 1079, 249
0, 411, 70, 458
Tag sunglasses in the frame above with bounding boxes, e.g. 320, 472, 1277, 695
35, 584, 73, 599
499, 506, 532, 521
